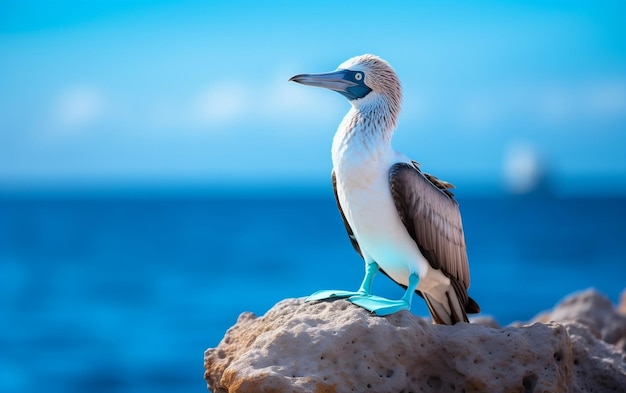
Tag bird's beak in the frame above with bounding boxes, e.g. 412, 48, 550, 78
289, 70, 357, 93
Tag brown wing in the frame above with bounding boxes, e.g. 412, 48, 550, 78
388, 162, 470, 289
332, 170, 362, 257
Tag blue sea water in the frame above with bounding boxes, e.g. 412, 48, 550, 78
0, 192, 625, 393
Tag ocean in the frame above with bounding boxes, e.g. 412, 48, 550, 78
0, 192, 624, 392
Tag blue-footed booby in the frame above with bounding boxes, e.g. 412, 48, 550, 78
289, 54, 480, 324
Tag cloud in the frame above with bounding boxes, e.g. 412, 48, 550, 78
46, 75, 626, 142
456, 93, 500, 130
451, 78, 626, 131
532, 79, 626, 126
534, 88, 574, 124
583, 81, 626, 118
189, 81, 249, 127
187, 74, 344, 131
52, 86, 107, 131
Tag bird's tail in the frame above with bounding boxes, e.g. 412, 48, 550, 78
422, 276, 480, 325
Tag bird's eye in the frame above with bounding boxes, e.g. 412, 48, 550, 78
355, 72, 363, 81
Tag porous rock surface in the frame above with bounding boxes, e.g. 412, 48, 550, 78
205, 289, 626, 393
533, 288, 626, 351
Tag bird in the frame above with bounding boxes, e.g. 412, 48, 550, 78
289, 54, 480, 324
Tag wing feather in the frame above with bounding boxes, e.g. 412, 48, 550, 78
389, 162, 470, 289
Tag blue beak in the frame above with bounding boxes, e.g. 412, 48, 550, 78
289, 70, 372, 100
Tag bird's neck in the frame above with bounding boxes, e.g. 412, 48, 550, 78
332, 100, 397, 169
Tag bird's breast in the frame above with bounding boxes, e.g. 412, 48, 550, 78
332, 139, 394, 229
332, 145, 427, 280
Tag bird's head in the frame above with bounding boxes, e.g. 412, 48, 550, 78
289, 54, 402, 112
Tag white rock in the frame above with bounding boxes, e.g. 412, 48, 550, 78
205, 291, 624, 393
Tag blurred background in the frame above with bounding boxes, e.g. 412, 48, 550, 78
1, 1, 625, 392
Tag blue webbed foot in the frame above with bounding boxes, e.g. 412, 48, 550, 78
306, 289, 365, 302
348, 294, 411, 316
306, 262, 379, 303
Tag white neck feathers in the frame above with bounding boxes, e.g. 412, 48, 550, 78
331, 95, 398, 165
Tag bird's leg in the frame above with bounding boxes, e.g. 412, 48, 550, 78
356, 261, 378, 294
348, 273, 419, 316
306, 261, 379, 302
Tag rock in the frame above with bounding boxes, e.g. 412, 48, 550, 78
532, 288, 626, 352
205, 290, 626, 393
564, 321, 626, 393
618, 289, 626, 317
469, 315, 500, 329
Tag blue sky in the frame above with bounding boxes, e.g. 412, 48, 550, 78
1, 0, 625, 194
